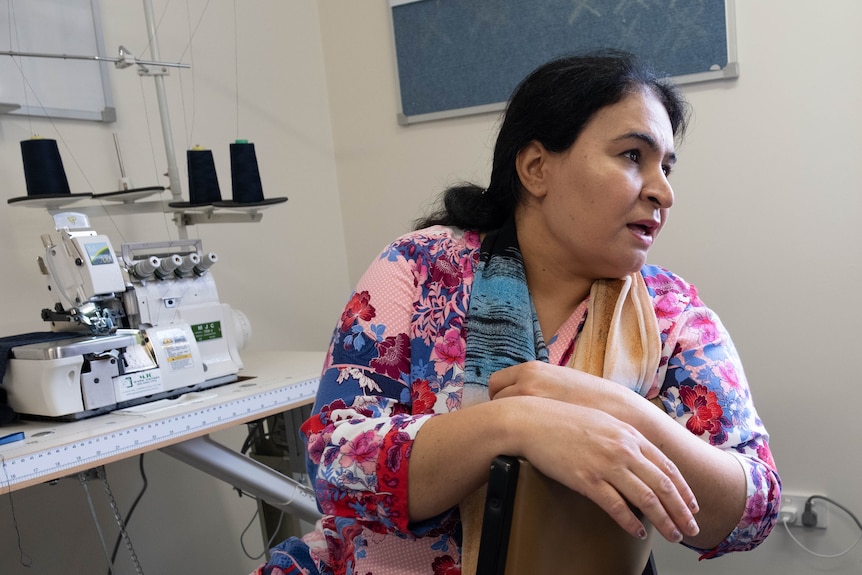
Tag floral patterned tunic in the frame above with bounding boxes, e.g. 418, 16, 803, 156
297, 226, 780, 575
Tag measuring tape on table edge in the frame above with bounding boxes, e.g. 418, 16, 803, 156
0, 377, 319, 491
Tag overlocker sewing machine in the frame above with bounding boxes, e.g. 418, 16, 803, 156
1, 212, 250, 420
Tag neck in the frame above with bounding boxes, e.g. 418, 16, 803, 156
515, 211, 593, 340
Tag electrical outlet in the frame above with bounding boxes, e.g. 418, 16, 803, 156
780, 493, 828, 529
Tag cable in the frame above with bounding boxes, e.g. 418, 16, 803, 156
808, 495, 862, 531
98, 466, 144, 575
0, 453, 33, 567
106, 455, 149, 575
241, 419, 264, 454
80, 471, 117, 573
238, 493, 287, 561
782, 495, 862, 558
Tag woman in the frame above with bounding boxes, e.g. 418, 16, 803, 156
255, 51, 780, 575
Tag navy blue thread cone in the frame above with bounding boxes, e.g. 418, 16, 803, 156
170, 147, 222, 208
213, 141, 286, 207
8, 138, 90, 204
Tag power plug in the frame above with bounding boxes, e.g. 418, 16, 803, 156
777, 507, 798, 525
780, 493, 829, 529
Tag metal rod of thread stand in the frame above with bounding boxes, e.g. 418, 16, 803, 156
142, 0, 187, 239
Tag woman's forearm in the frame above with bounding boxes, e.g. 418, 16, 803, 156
635, 401, 747, 548
408, 395, 701, 544
407, 399, 518, 522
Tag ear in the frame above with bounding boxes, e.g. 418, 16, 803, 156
515, 140, 551, 200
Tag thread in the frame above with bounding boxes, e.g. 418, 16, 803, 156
229, 141, 264, 203
213, 140, 287, 207
169, 147, 222, 208
9, 138, 92, 205
21, 138, 71, 196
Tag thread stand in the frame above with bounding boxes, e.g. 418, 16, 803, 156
91, 186, 166, 203
4, 2, 286, 233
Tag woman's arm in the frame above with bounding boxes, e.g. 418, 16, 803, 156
303, 228, 480, 535
408, 392, 702, 544
486, 281, 780, 556
486, 363, 743, 548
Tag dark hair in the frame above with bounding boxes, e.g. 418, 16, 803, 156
414, 50, 690, 231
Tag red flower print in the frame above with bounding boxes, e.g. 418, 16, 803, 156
679, 384, 724, 436
370, 333, 410, 379
432, 555, 459, 575
340, 291, 376, 332
339, 430, 380, 475
306, 430, 328, 464
384, 431, 411, 473
430, 256, 460, 288
411, 379, 437, 414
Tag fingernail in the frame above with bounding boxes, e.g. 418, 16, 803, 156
637, 528, 648, 540
690, 499, 699, 512
688, 520, 700, 536
671, 529, 683, 543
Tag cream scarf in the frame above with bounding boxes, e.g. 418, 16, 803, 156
459, 272, 662, 574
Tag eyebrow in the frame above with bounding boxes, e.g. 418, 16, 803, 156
615, 131, 677, 165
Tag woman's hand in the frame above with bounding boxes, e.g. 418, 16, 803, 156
488, 360, 619, 408
507, 397, 700, 544
487, 362, 701, 544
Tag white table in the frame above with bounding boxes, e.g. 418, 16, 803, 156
0, 350, 324, 521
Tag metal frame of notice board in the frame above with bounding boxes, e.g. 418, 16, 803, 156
0, 0, 115, 122
389, 0, 738, 126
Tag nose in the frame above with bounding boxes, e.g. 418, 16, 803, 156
642, 171, 674, 209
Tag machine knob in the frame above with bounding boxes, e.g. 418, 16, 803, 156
194, 252, 218, 276
130, 256, 161, 280
155, 254, 183, 279
175, 253, 201, 277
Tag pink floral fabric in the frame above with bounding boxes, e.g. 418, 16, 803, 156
297, 226, 780, 573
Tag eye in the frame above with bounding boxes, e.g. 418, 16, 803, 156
662, 163, 673, 177
624, 149, 641, 163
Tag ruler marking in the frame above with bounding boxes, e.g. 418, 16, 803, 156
1, 377, 319, 490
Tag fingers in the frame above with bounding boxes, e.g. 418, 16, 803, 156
488, 361, 573, 401
622, 460, 700, 543
505, 391, 701, 543
523, 401, 700, 544
586, 443, 700, 543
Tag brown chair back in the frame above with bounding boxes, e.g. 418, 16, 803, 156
474, 456, 655, 575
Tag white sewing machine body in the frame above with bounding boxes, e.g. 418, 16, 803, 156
2, 217, 250, 420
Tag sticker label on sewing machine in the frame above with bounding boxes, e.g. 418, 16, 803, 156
162, 332, 194, 371
191, 321, 222, 342
114, 368, 164, 401
84, 241, 115, 265
124, 344, 158, 372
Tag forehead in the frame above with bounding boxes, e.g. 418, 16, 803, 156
579, 89, 675, 151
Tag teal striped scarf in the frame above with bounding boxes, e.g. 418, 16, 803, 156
463, 218, 548, 405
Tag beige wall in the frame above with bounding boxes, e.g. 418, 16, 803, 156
3, 1, 862, 573
319, 1, 862, 573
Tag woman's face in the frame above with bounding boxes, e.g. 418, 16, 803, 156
518, 88, 677, 281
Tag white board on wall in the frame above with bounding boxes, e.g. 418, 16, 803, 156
0, 0, 115, 122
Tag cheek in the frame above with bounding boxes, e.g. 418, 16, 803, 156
658, 208, 670, 231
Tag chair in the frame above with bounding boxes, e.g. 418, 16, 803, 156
474, 456, 657, 575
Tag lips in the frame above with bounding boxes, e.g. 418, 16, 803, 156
628, 219, 660, 238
